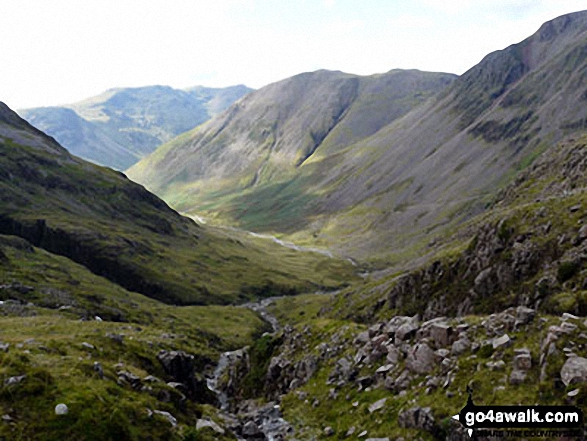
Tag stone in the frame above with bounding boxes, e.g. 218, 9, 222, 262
562, 312, 580, 321
385, 344, 401, 364
561, 357, 587, 386
486, 360, 505, 371
434, 348, 450, 360
346, 426, 356, 436
451, 338, 471, 355
406, 343, 436, 374
398, 407, 436, 431
515, 306, 536, 325
323, 426, 335, 436
368, 323, 384, 337
196, 418, 225, 434
153, 410, 177, 427
0, 342, 9, 352
365, 439, 390, 441
513, 352, 532, 371
355, 331, 370, 344
93, 362, 104, 379
4, 375, 26, 386
356, 375, 374, 390
242, 420, 261, 437
395, 322, 419, 342
492, 334, 512, 349
376, 364, 394, 374
509, 370, 527, 385
81, 342, 95, 350
429, 323, 454, 347
568, 388, 580, 397
55, 403, 68, 415
561, 322, 578, 333
157, 350, 197, 397
368, 398, 387, 413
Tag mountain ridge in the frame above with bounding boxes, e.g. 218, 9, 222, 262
128, 10, 587, 266
19, 84, 254, 170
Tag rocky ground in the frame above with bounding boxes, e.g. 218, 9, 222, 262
200, 294, 587, 440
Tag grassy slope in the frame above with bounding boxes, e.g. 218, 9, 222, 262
0, 105, 357, 307
248, 135, 587, 438
0, 234, 267, 440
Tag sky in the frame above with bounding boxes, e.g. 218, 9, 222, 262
1, 0, 586, 109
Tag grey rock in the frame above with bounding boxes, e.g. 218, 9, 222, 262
486, 360, 506, 371
54, 403, 68, 415
429, 323, 454, 347
451, 337, 471, 355
561, 357, 587, 386
385, 344, 401, 364
242, 420, 261, 436
561, 322, 578, 333
81, 342, 95, 350
153, 410, 177, 427
0, 342, 9, 352
515, 306, 536, 324
395, 322, 419, 342
323, 426, 335, 436
4, 375, 26, 386
513, 353, 532, 371
492, 334, 512, 349
406, 343, 436, 374
376, 364, 394, 374
196, 418, 225, 434
398, 407, 436, 431
93, 361, 104, 379
509, 370, 527, 385
562, 312, 580, 321
355, 331, 370, 344
368, 398, 387, 413
568, 388, 580, 397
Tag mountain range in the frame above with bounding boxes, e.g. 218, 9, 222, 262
1, 9, 587, 441
128, 10, 587, 267
19, 84, 252, 170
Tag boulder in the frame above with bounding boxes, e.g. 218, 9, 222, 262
157, 350, 194, 383
406, 343, 436, 374
54, 403, 68, 415
515, 306, 536, 326
429, 323, 454, 347
513, 353, 532, 371
509, 370, 527, 385
368, 398, 387, 413
242, 420, 261, 437
492, 334, 512, 349
561, 357, 587, 386
395, 322, 419, 342
398, 407, 436, 432
196, 418, 225, 434
451, 337, 471, 355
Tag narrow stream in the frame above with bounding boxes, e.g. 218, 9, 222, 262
206, 297, 294, 440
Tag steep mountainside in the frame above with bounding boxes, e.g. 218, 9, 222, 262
0, 102, 355, 306
198, 133, 587, 441
128, 11, 587, 266
19, 84, 253, 170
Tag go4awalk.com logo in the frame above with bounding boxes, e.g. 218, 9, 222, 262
452, 389, 583, 438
